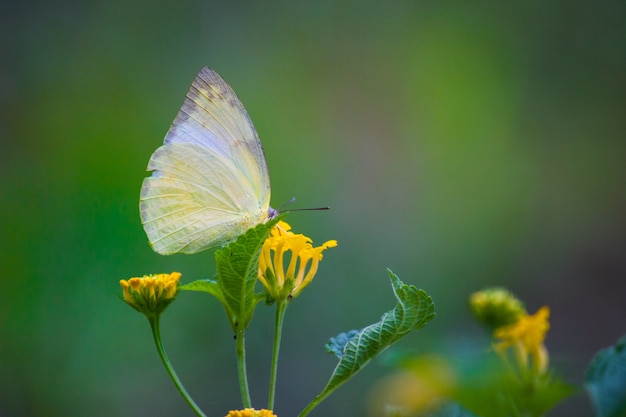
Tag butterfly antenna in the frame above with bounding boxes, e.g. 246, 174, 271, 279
284, 206, 330, 213
277, 197, 297, 212
277, 197, 330, 214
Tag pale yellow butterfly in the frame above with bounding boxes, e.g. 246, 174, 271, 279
140, 67, 277, 254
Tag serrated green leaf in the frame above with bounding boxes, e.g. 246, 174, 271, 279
325, 270, 435, 388
586, 335, 626, 417
214, 217, 281, 331
300, 270, 435, 416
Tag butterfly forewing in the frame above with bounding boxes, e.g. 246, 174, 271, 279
140, 68, 272, 254
165, 68, 270, 205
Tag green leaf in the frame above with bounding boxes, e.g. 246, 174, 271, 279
214, 217, 281, 332
586, 335, 626, 417
448, 350, 576, 417
299, 270, 435, 416
325, 270, 435, 388
179, 279, 225, 302
525, 375, 578, 416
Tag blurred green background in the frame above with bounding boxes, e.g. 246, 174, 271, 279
2, 1, 625, 416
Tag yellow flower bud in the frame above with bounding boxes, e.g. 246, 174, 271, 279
469, 287, 526, 330
119, 272, 181, 317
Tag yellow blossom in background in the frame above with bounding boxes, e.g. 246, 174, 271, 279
224, 408, 277, 417
258, 221, 337, 301
368, 355, 456, 417
119, 272, 181, 317
494, 306, 550, 375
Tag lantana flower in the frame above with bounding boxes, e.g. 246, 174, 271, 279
493, 306, 551, 375
258, 221, 337, 301
224, 408, 277, 417
119, 272, 181, 317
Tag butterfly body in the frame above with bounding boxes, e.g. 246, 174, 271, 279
141, 67, 275, 255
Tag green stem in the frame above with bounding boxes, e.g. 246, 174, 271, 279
236, 327, 252, 408
297, 391, 330, 417
268, 300, 288, 409
149, 316, 207, 417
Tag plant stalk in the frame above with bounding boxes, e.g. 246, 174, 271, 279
268, 300, 288, 409
297, 391, 330, 417
236, 327, 252, 408
149, 316, 207, 417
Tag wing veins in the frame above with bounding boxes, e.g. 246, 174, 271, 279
188, 83, 252, 149
147, 159, 245, 210
148, 206, 238, 245
142, 203, 241, 226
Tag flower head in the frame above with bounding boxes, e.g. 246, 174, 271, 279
119, 272, 181, 318
493, 306, 550, 375
225, 409, 277, 417
258, 221, 337, 301
469, 287, 526, 330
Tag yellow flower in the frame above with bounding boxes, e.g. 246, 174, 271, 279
119, 272, 181, 317
368, 354, 456, 416
493, 306, 550, 375
224, 408, 277, 417
258, 221, 337, 301
469, 287, 526, 330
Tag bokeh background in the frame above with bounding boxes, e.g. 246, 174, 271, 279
2, 1, 625, 416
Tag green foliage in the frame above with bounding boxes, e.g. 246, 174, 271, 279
179, 217, 281, 331
179, 279, 224, 302
434, 351, 576, 417
324, 270, 435, 389
300, 270, 435, 415
586, 335, 626, 417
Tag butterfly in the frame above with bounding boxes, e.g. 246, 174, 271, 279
140, 67, 277, 255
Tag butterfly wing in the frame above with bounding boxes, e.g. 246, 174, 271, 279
140, 67, 272, 254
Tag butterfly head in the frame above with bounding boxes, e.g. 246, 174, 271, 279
268, 207, 279, 220
270, 198, 329, 218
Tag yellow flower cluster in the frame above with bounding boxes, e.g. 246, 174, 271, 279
494, 306, 551, 375
224, 408, 277, 417
119, 272, 181, 317
470, 288, 551, 376
258, 221, 337, 301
